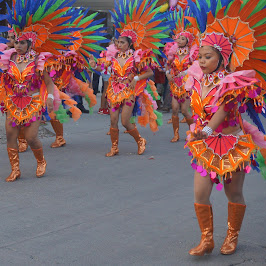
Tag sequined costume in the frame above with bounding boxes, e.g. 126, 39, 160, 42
0, 0, 82, 182
187, 62, 265, 183
165, 10, 199, 102
97, 47, 161, 131
0, 49, 50, 126
100, 0, 172, 132
184, 0, 266, 257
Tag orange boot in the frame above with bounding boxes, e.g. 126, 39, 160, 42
180, 117, 186, 123
5, 148, 21, 182
31, 148, 47, 177
18, 128, 28, 153
50, 119, 66, 148
220, 202, 246, 255
106, 128, 119, 157
167, 118, 172, 124
127, 128, 146, 155
171, 115, 179, 142
189, 203, 214, 256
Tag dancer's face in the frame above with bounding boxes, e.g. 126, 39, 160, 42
14, 40, 30, 55
7, 32, 16, 48
177, 35, 188, 48
117, 37, 130, 52
198, 46, 223, 74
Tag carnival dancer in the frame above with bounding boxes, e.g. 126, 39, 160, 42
185, 0, 266, 256
0, 0, 79, 181
89, 0, 168, 156
164, 9, 199, 142
47, 8, 105, 148
2, 29, 29, 153
0, 30, 28, 152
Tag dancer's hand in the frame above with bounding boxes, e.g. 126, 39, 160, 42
191, 128, 208, 141
46, 98, 53, 113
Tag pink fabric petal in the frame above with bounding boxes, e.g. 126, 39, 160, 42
201, 169, 208, 177
210, 171, 217, 180
244, 165, 251, 174
216, 183, 223, 191
197, 165, 203, 173
36, 52, 53, 71
133, 49, 143, 63
167, 42, 178, 61
106, 44, 118, 61
0, 43, 7, 52
49, 70, 56, 77
243, 119, 266, 148
0, 48, 16, 70
189, 44, 199, 61
53, 86, 61, 111
191, 162, 197, 170
189, 123, 196, 132
211, 106, 218, 113
187, 61, 203, 81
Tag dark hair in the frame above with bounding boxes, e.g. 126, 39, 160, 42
26, 40, 32, 50
211, 47, 224, 72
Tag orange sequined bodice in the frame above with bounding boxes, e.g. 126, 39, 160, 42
6, 60, 36, 96
110, 56, 136, 94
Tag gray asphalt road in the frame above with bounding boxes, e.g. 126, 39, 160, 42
0, 97, 265, 265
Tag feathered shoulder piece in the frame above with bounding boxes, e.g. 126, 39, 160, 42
0, 48, 16, 70
164, 42, 177, 59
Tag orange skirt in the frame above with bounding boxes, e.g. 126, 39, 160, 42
3, 94, 45, 126
170, 75, 188, 99
106, 81, 135, 108
187, 133, 256, 179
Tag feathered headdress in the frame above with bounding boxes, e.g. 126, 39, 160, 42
67, 8, 108, 67
187, 0, 266, 84
0, 0, 12, 43
111, 0, 172, 56
155, 0, 189, 12
168, 8, 199, 47
6, 0, 78, 55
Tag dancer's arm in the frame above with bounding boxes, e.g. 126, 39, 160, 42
130, 67, 153, 89
192, 102, 228, 140
43, 70, 54, 113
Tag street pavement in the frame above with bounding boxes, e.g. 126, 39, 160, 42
0, 96, 265, 266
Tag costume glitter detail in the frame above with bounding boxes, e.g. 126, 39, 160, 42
165, 9, 199, 102
185, 0, 266, 187
0, 50, 47, 126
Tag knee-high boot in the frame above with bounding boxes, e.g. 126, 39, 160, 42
189, 203, 214, 256
127, 128, 146, 155
106, 128, 119, 157
5, 148, 21, 182
220, 202, 246, 255
50, 119, 66, 148
18, 127, 28, 152
31, 148, 47, 177
171, 115, 179, 142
